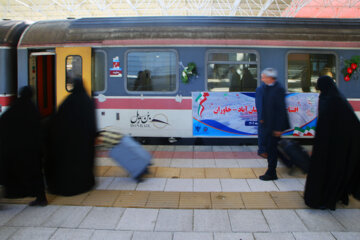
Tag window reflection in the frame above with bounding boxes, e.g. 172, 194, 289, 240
66, 55, 82, 92
127, 51, 177, 92
207, 51, 258, 92
92, 51, 106, 92
287, 53, 336, 93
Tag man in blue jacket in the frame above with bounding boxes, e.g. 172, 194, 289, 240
255, 83, 267, 158
259, 68, 290, 181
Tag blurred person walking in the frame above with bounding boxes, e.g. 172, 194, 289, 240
45, 79, 97, 196
304, 76, 360, 210
255, 82, 267, 158
259, 68, 290, 181
0, 86, 47, 206
229, 67, 241, 92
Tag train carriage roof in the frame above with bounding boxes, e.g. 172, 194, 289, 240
18, 16, 360, 47
0, 20, 29, 47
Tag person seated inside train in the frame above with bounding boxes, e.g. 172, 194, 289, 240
133, 70, 153, 91
299, 67, 311, 92
229, 67, 241, 92
241, 67, 256, 91
320, 66, 334, 79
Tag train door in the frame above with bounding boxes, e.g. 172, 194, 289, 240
55, 47, 92, 106
29, 52, 56, 117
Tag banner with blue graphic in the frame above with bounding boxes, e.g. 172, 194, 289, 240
192, 92, 319, 137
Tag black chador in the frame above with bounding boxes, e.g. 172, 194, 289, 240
0, 86, 47, 205
45, 80, 97, 196
304, 76, 360, 210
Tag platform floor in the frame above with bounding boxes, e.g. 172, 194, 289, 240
1, 144, 360, 240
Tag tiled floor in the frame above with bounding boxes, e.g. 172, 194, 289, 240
2, 206, 360, 239
1, 144, 360, 240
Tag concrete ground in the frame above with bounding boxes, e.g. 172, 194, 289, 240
1, 144, 360, 240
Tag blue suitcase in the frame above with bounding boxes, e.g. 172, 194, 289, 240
109, 135, 151, 180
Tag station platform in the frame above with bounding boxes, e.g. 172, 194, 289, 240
1, 144, 360, 240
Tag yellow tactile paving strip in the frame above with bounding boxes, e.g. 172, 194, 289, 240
210, 192, 244, 209
229, 168, 257, 179
241, 192, 278, 209
155, 167, 180, 178
270, 192, 308, 209
2, 190, 360, 209
146, 192, 180, 208
179, 192, 211, 209
51, 192, 89, 206
95, 166, 307, 179
179, 168, 205, 178
82, 190, 120, 207
113, 191, 149, 208
102, 166, 128, 177
205, 168, 231, 178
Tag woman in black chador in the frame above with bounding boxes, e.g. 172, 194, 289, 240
304, 76, 360, 210
45, 79, 97, 196
0, 86, 47, 206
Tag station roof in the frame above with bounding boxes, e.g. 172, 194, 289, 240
1, 0, 360, 21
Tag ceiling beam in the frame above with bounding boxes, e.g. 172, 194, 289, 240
157, 0, 168, 15
230, 0, 242, 16
257, 0, 275, 16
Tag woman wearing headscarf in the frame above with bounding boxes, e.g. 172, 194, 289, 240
304, 75, 360, 210
0, 86, 47, 206
45, 79, 97, 196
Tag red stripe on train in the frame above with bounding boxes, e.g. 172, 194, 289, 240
95, 98, 360, 111
0, 96, 16, 106
349, 100, 360, 111
95, 98, 192, 110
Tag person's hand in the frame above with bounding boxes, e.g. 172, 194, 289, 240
259, 120, 264, 124
273, 131, 282, 137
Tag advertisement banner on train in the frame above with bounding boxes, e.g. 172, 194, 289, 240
192, 92, 319, 137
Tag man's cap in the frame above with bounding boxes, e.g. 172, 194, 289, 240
261, 68, 277, 78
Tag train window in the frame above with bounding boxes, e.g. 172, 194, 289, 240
65, 55, 82, 92
207, 51, 258, 92
126, 51, 177, 92
92, 51, 106, 92
287, 53, 336, 93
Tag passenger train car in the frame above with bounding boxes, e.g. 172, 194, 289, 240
0, 20, 28, 113
1, 17, 360, 138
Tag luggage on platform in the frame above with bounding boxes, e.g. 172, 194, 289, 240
277, 139, 310, 173
109, 135, 151, 180
97, 129, 123, 148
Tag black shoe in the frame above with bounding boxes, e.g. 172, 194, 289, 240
259, 174, 278, 181
29, 198, 48, 207
258, 153, 268, 159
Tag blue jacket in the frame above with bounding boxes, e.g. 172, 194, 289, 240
255, 84, 265, 120
261, 81, 290, 135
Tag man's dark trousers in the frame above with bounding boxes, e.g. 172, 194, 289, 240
266, 135, 281, 174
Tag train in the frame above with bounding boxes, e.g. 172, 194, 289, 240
1, 17, 360, 139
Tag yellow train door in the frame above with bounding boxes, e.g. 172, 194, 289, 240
55, 47, 92, 106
